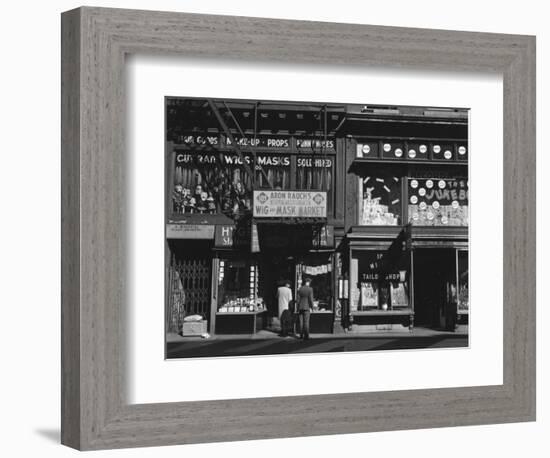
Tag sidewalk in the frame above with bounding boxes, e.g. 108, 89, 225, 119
166, 327, 469, 358
167, 326, 467, 343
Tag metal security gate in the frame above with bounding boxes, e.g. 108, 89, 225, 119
168, 256, 211, 333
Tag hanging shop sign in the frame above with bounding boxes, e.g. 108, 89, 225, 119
251, 223, 260, 253
214, 224, 251, 248
166, 223, 215, 239
253, 190, 327, 218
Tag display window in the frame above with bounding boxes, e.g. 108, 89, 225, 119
458, 250, 469, 311
350, 249, 410, 312
173, 151, 253, 219
217, 258, 265, 313
408, 177, 468, 226
357, 175, 401, 226
296, 155, 334, 215
254, 154, 291, 189
295, 253, 334, 312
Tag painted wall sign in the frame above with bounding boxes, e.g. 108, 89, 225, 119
296, 138, 335, 149
175, 151, 290, 167
253, 190, 327, 218
178, 134, 219, 146
225, 136, 290, 148
166, 224, 215, 239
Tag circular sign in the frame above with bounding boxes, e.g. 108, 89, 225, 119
408, 149, 417, 158
438, 180, 446, 189
362, 144, 371, 155
452, 200, 459, 209
394, 148, 403, 157
427, 212, 434, 220
383, 143, 391, 152
441, 216, 449, 225
419, 144, 427, 154
444, 150, 452, 159
419, 202, 427, 210
458, 146, 467, 155
411, 179, 418, 189
410, 195, 418, 204
432, 201, 440, 209
426, 179, 434, 189
433, 145, 441, 154
418, 188, 426, 196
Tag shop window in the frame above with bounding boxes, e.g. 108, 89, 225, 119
408, 178, 468, 226
296, 155, 334, 215
296, 254, 334, 311
173, 151, 253, 219
458, 250, 469, 312
217, 258, 265, 313
357, 176, 401, 226
255, 154, 291, 189
350, 250, 410, 312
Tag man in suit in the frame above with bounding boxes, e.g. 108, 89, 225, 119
297, 278, 314, 340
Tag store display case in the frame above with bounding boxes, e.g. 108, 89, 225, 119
215, 257, 267, 334
294, 254, 335, 334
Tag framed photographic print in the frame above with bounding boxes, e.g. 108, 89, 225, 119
61, 6, 535, 450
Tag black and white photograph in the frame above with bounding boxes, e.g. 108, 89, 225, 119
165, 97, 469, 358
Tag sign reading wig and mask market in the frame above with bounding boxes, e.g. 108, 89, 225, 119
253, 190, 327, 218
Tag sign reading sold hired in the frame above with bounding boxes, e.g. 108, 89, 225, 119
253, 190, 327, 218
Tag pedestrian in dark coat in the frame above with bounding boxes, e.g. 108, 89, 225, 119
296, 278, 314, 340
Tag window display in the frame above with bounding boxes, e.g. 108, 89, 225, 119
358, 176, 401, 226
296, 155, 334, 214
217, 258, 265, 313
458, 250, 469, 311
408, 177, 468, 226
296, 254, 333, 311
352, 250, 410, 311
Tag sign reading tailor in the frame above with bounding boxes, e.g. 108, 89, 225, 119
253, 190, 327, 218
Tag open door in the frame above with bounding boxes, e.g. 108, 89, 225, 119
413, 249, 457, 330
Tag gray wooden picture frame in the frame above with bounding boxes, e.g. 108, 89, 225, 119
61, 6, 536, 451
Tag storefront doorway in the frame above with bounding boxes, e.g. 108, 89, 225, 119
259, 255, 296, 322
413, 248, 456, 329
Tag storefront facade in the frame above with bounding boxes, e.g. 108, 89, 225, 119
166, 98, 469, 336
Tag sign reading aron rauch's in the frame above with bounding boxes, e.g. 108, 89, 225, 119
253, 190, 327, 218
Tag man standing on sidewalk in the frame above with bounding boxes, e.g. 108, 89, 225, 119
297, 278, 314, 340
277, 280, 293, 337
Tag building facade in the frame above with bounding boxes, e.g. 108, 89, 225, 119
165, 98, 469, 336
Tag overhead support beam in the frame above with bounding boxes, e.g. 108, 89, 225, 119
207, 99, 258, 187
